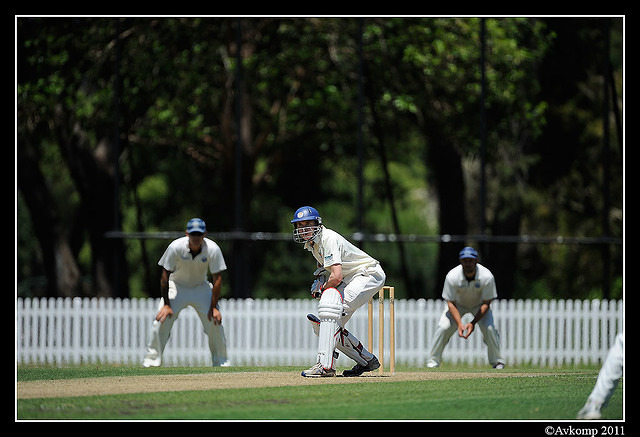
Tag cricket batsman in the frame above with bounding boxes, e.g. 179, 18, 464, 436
291, 206, 386, 377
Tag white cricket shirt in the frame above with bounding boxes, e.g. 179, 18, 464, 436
442, 263, 497, 310
304, 227, 379, 282
158, 236, 227, 288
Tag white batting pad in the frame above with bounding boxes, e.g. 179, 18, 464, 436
317, 288, 343, 369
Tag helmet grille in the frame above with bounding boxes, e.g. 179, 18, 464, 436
292, 225, 322, 243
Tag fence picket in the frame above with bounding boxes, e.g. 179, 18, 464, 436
16, 297, 622, 367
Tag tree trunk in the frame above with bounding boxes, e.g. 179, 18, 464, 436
487, 204, 521, 300
17, 139, 82, 297
425, 126, 467, 298
53, 107, 129, 298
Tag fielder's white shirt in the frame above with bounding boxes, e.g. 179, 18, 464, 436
158, 237, 227, 288
304, 227, 379, 282
442, 263, 497, 310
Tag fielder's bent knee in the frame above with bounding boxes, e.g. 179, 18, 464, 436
438, 311, 453, 330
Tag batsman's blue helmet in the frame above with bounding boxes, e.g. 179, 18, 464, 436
291, 206, 322, 224
291, 206, 323, 243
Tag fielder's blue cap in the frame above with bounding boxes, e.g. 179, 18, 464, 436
186, 218, 206, 234
459, 246, 478, 259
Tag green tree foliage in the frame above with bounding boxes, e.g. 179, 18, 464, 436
17, 17, 623, 300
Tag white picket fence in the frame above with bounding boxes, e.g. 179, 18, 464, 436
16, 297, 623, 368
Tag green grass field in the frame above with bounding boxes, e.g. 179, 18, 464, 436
16, 365, 624, 422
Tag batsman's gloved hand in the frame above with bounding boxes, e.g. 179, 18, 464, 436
310, 278, 324, 299
310, 268, 329, 299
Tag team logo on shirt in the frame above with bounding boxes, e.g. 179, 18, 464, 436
201, 256, 208, 263
324, 254, 333, 263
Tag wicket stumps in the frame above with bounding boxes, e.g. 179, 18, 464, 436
367, 285, 395, 375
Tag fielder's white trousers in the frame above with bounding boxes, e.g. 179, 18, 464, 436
586, 332, 624, 407
427, 303, 505, 367
143, 281, 229, 367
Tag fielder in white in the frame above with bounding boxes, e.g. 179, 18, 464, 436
426, 246, 505, 369
291, 206, 386, 377
143, 218, 230, 367
577, 332, 624, 419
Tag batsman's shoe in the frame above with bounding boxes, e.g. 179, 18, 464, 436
301, 362, 336, 378
342, 356, 380, 377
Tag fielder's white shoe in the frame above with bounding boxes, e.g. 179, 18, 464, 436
577, 400, 602, 420
142, 357, 161, 368
493, 362, 505, 369
301, 362, 336, 378
426, 360, 439, 368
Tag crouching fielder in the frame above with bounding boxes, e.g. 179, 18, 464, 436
426, 246, 505, 369
143, 218, 230, 367
291, 206, 386, 377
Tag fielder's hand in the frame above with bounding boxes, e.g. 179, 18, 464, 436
156, 305, 174, 323
208, 307, 222, 325
458, 322, 475, 339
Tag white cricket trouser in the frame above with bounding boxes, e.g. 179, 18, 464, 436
587, 332, 624, 407
143, 281, 229, 366
428, 303, 505, 366
340, 263, 387, 325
